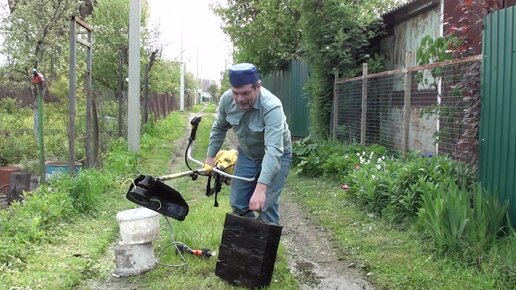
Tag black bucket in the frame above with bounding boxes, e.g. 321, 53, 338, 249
126, 175, 189, 221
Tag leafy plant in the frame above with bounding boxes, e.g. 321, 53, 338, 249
292, 135, 318, 165
48, 169, 111, 213
418, 180, 510, 262
346, 153, 477, 225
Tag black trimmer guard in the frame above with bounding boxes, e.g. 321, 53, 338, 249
126, 175, 189, 221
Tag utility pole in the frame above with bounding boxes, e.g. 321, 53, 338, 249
128, 0, 141, 151
179, 6, 185, 112
180, 58, 185, 111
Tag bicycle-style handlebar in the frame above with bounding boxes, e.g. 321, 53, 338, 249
157, 116, 255, 183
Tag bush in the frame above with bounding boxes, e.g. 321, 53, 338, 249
102, 138, 138, 176
345, 153, 477, 224
293, 136, 389, 181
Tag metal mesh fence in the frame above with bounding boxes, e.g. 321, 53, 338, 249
0, 87, 179, 167
333, 55, 481, 159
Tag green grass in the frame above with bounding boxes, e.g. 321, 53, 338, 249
191, 102, 217, 114
285, 175, 516, 289
140, 114, 298, 289
5, 109, 512, 289
0, 112, 184, 288
0, 111, 298, 289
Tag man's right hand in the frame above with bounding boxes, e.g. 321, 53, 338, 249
204, 157, 216, 174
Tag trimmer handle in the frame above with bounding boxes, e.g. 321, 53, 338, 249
183, 115, 254, 182
189, 116, 202, 142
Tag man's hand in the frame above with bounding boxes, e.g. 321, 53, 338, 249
249, 183, 268, 211
204, 157, 216, 173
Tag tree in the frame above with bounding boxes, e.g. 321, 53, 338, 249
207, 83, 220, 102
0, 0, 82, 84
212, 0, 302, 74
219, 69, 231, 95
213, 0, 396, 139
299, 0, 383, 138
90, 0, 155, 92
148, 60, 180, 94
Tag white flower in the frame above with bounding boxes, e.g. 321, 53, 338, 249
345, 154, 348, 158
376, 164, 381, 170
357, 153, 360, 157
382, 156, 386, 160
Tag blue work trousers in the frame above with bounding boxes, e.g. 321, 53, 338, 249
230, 148, 292, 224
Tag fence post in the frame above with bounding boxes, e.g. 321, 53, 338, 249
143, 63, 149, 129
360, 63, 368, 144
118, 48, 124, 138
9, 172, 31, 203
402, 52, 413, 154
333, 71, 339, 140
435, 75, 442, 156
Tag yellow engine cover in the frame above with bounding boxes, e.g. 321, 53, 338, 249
214, 149, 238, 175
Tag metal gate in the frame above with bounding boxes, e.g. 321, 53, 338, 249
262, 60, 310, 138
479, 6, 516, 225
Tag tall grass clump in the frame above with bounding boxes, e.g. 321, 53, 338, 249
0, 184, 76, 269
418, 180, 511, 261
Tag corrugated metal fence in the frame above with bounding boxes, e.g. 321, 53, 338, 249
262, 60, 310, 138
480, 6, 516, 225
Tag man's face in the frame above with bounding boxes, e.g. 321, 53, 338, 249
231, 83, 260, 110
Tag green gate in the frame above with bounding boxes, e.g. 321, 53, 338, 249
262, 60, 310, 138
479, 6, 516, 225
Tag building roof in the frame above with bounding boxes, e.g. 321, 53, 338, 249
382, 0, 440, 26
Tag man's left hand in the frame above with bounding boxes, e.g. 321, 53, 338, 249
249, 183, 268, 211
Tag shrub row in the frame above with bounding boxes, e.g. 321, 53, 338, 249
292, 137, 513, 261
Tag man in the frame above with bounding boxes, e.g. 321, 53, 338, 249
205, 63, 292, 224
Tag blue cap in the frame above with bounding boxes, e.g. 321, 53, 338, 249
229, 63, 260, 87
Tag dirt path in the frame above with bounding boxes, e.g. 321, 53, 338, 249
79, 109, 374, 289
280, 196, 374, 289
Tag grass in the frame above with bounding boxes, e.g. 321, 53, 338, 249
191, 102, 217, 114
3, 109, 514, 289
0, 111, 298, 289
285, 175, 516, 289
0, 113, 185, 288
141, 113, 298, 289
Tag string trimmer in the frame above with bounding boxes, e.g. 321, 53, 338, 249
126, 116, 254, 221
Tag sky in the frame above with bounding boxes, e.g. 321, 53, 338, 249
147, 0, 233, 83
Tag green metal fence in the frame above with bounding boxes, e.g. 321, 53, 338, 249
480, 6, 516, 225
262, 60, 310, 138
